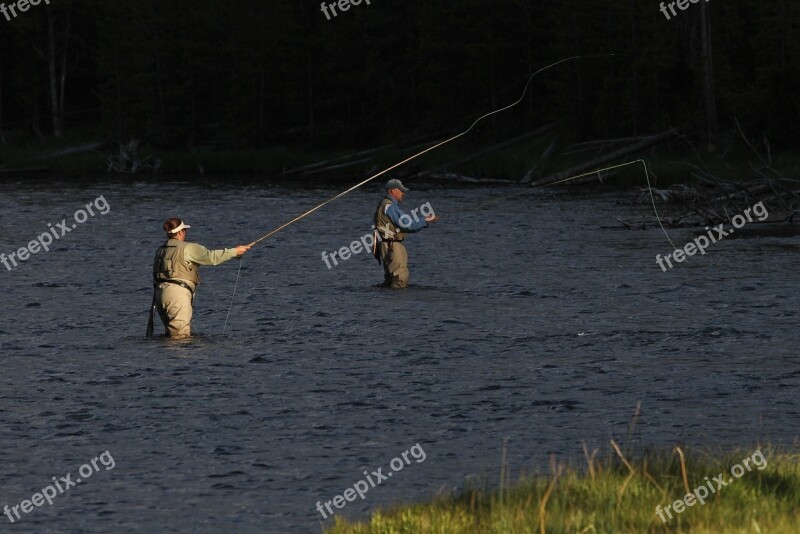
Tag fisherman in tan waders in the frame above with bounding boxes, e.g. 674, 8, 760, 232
373, 179, 437, 288
150, 218, 251, 338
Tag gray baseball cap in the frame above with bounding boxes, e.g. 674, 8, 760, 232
385, 179, 409, 192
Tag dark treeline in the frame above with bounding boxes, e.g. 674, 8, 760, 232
0, 0, 797, 151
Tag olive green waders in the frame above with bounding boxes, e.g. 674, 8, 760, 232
379, 240, 409, 288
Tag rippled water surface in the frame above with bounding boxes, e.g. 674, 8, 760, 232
1, 177, 798, 533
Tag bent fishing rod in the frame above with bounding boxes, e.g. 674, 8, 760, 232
244, 54, 623, 249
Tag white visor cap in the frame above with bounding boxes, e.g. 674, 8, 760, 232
170, 221, 192, 234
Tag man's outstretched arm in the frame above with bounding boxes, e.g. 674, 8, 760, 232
184, 243, 250, 266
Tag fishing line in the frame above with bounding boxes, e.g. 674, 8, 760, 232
553, 159, 678, 251
472, 159, 678, 251
223, 158, 674, 333
245, 54, 622, 248
222, 257, 245, 335
224, 54, 625, 333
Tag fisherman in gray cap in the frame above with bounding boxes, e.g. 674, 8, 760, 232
372, 179, 437, 288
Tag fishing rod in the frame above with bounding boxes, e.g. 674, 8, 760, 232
245, 54, 623, 248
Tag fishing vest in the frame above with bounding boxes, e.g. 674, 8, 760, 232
153, 239, 200, 286
374, 197, 407, 242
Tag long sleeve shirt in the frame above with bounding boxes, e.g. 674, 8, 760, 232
383, 196, 428, 233
183, 243, 239, 266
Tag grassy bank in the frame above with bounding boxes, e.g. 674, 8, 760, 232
326, 447, 800, 533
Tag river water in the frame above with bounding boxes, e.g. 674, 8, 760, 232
1, 177, 798, 533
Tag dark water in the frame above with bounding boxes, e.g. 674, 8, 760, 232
1, 178, 798, 533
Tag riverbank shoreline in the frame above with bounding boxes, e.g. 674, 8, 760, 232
3, 137, 797, 187
326, 447, 800, 533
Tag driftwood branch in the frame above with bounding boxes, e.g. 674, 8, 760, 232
530, 129, 676, 187
562, 136, 653, 155
105, 140, 161, 174
281, 144, 395, 175
521, 138, 559, 184
41, 141, 106, 159
416, 122, 558, 179
622, 131, 798, 229
282, 129, 462, 176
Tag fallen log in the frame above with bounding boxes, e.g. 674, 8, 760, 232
521, 138, 558, 183
41, 141, 106, 159
305, 156, 377, 175
282, 129, 461, 176
562, 169, 621, 186
530, 129, 676, 187
281, 144, 395, 175
417, 122, 558, 178
0, 166, 49, 173
427, 172, 517, 184
563, 137, 651, 155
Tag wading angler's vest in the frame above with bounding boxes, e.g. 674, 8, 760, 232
153, 239, 200, 286
374, 198, 408, 242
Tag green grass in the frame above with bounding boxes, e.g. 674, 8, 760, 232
325, 447, 800, 534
